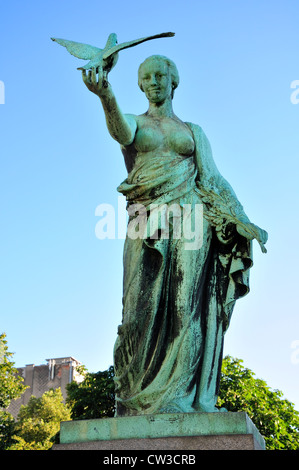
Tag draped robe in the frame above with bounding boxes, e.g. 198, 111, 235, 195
113, 122, 253, 416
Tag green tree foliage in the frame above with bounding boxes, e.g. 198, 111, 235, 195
0, 333, 27, 409
8, 388, 71, 450
217, 356, 299, 450
66, 366, 115, 420
0, 333, 27, 450
0, 411, 16, 451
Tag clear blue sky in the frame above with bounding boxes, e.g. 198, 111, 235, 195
1, 0, 299, 411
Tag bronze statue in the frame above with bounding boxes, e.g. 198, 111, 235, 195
53, 35, 267, 417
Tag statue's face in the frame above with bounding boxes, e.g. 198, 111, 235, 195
139, 58, 172, 104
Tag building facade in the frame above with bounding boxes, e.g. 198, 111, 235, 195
8, 356, 84, 418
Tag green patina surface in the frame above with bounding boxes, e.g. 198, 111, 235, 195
59, 412, 265, 449
53, 36, 268, 420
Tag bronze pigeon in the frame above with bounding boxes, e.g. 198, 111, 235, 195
51, 32, 175, 74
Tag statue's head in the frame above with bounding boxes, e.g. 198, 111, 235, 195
138, 55, 179, 100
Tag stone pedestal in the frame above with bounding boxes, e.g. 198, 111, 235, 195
52, 411, 265, 450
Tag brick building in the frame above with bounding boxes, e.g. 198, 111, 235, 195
8, 356, 84, 418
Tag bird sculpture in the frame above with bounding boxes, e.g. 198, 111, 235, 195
51, 32, 175, 75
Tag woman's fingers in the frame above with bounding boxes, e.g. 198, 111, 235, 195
236, 221, 268, 249
91, 67, 97, 86
82, 69, 88, 84
81, 65, 108, 95
261, 228, 268, 244
97, 65, 104, 89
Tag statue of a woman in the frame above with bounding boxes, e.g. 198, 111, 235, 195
82, 55, 267, 416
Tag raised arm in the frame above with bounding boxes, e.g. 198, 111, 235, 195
82, 67, 137, 146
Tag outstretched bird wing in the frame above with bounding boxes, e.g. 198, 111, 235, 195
103, 32, 175, 60
51, 38, 102, 60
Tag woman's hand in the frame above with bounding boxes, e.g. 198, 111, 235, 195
236, 220, 268, 252
82, 66, 109, 97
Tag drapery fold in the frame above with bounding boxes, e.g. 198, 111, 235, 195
113, 123, 252, 416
